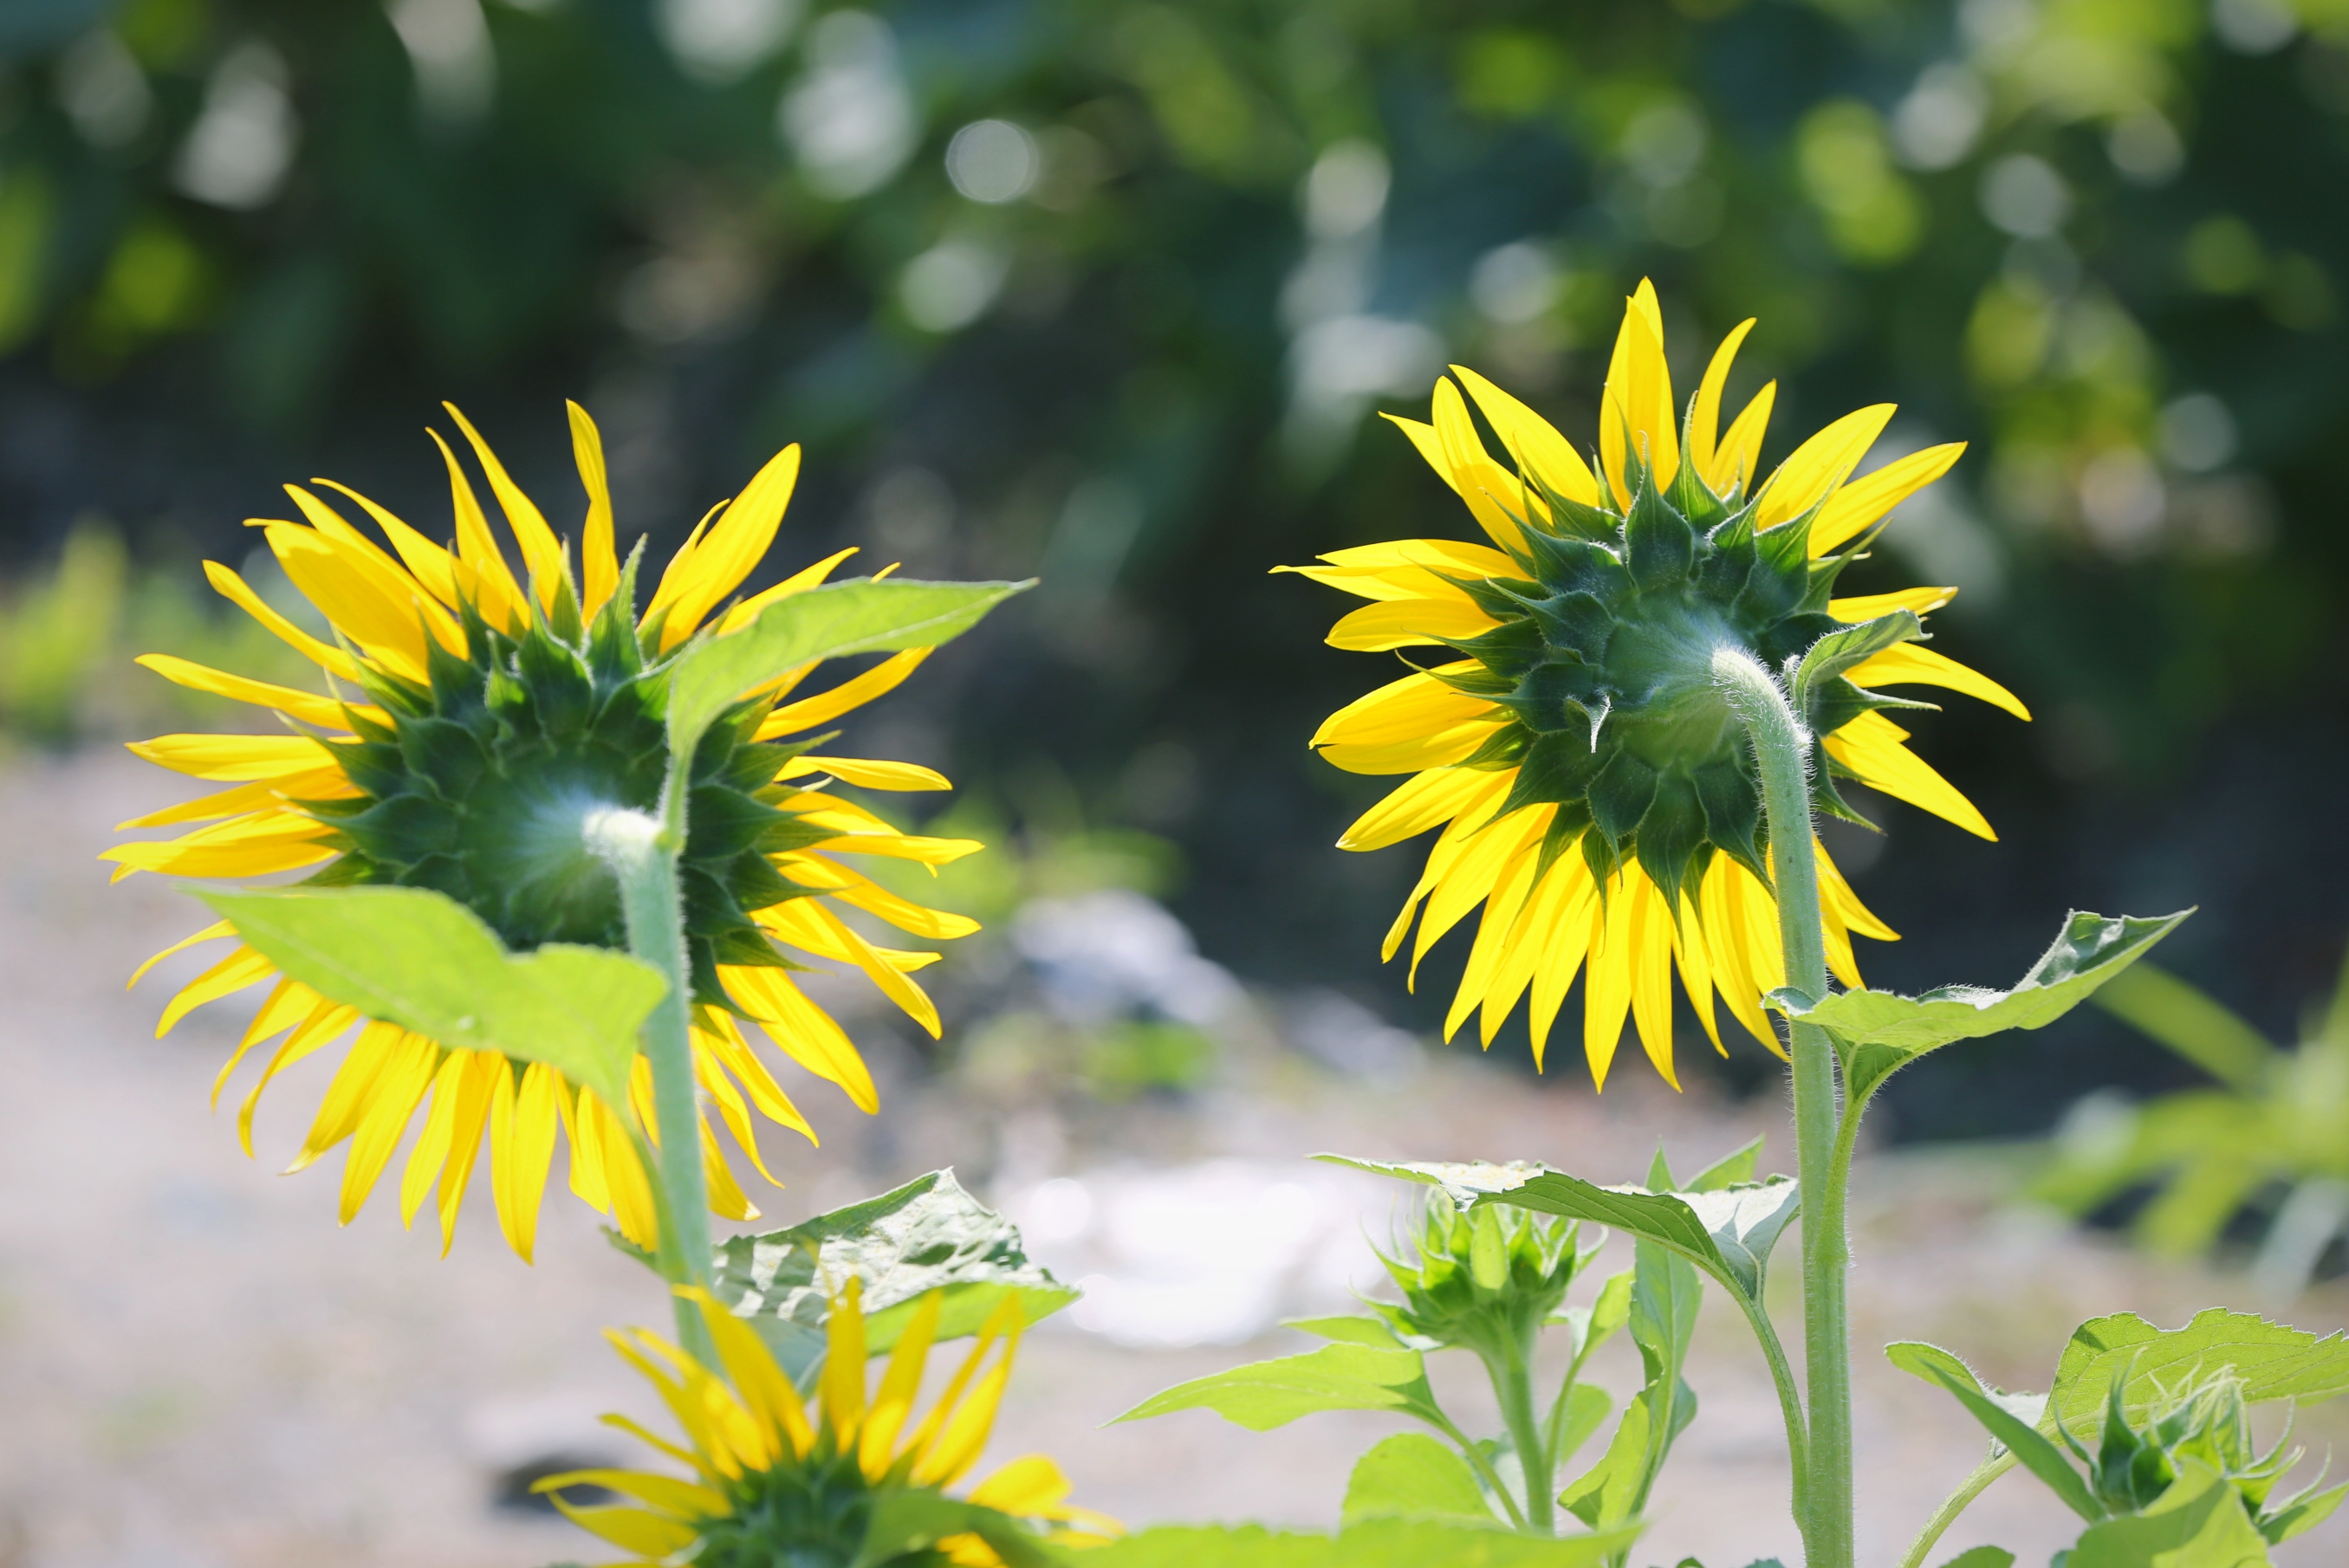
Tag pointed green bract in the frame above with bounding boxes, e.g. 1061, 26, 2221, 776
197, 884, 663, 1108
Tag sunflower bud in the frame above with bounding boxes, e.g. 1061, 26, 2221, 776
1372, 1190, 1589, 1362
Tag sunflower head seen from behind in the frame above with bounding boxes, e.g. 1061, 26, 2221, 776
544, 1280, 1114, 1566
110, 403, 984, 1260
1288, 282, 2028, 1089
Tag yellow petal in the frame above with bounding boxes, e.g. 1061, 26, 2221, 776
444, 404, 568, 611
759, 649, 932, 739
547, 1499, 698, 1557
491, 1059, 563, 1263
1686, 318, 1757, 487
1326, 598, 1498, 651
650, 444, 802, 647
1821, 710, 1995, 839
263, 522, 437, 679
822, 1276, 869, 1444
778, 755, 953, 792
125, 733, 336, 781
128, 919, 234, 989
722, 964, 880, 1113
1845, 643, 2029, 720
694, 1003, 822, 1136
429, 427, 525, 632
202, 560, 365, 683
1337, 766, 1494, 852
569, 401, 621, 618
1382, 411, 1459, 496
1310, 666, 1499, 751
713, 547, 862, 637
1809, 442, 1966, 556
1600, 282, 1678, 506
1582, 871, 1638, 1089
1828, 586, 1956, 622
156, 943, 276, 1036
310, 479, 463, 611
1449, 364, 1601, 507
1753, 403, 1896, 528
1708, 379, 1777, 497
1431, 377, 1529, 551
338, 1032, 439, 1223
133, 654, 371, 730
861, 1291, 942, 1477
433, 1050, 499, 1255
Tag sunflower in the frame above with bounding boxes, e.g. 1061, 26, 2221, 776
544, 1281, 1114, 1566
1288, 282, 2028, 1089
108, 403, 982, 1259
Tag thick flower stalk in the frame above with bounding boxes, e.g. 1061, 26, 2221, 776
1288, 281, 2028, 1087
109, 404, 981, 1259
547, 1281, 1115, 1565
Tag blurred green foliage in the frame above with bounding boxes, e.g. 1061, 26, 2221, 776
2036, 952, 2349, 1299
0, 515, 311, 746
6, 0, 2349, 1118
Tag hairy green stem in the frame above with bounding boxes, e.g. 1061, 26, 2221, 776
1898, 1455, 2015, 1568
1729, 1280, 1812, 1527
587, 806, 715, 1361
1487, 1329, 1556, 1532
1715, 647, 1852, 1568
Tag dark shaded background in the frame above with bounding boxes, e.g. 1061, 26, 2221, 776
4, 0, 2346, 1139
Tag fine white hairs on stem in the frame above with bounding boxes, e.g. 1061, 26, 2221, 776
582, 805, 665, 869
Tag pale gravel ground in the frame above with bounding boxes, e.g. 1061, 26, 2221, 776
5, 751, 2346, 1568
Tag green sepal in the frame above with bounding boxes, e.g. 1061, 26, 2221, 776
1624, 477, 1695, 589
1790, 612, 1922, 721
1632, 771, 1707, 916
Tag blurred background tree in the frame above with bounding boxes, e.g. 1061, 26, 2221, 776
4, 0, 2346, 1139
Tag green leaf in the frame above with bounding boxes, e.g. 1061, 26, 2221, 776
2047, 1308, 2349, 1432
1570, 1269, 1634, 1359
666, 577, 1029, 763
1774, 910, 2194, 1100
1886, 1341, 2102, 1521
708, 1170, 1076, 1381
2092, 965, 2274, 1092
1561, 1385, 1651, 1527
1288, 1315, 1406, 1349
1554, 1381, 1613, 1468
1054, 1519, 1645, 1568
1111, 1344, 1446, 1432
1315, 1155, 1799, 1305
1792, 610, 1921, 715
2060, 1461, 2273, 1568
1342, 1433, 1498, 1526
196, 884, 663, 1109
855, 1490, 1054, 1568
1936, 1551, 2016, 1568
1686, 1137, 1764, 1192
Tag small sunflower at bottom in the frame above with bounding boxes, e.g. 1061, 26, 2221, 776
108, 402, 983, 1259
1288, 281, 2028, 1090
544, 1280, 1116, 1566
